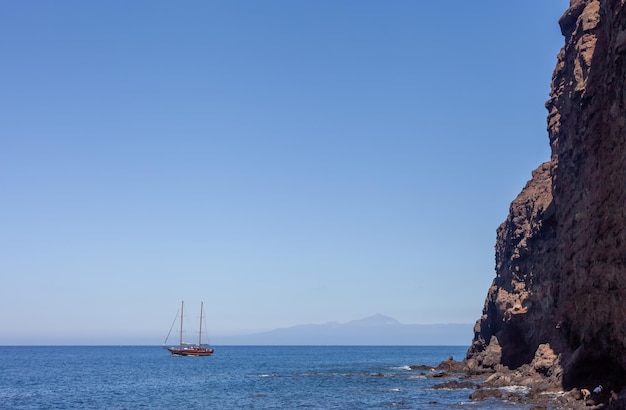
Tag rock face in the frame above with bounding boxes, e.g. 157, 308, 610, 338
468, 0, 626, 391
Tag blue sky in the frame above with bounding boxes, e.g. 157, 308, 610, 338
1, 1, 569, 345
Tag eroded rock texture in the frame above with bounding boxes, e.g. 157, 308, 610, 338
468, 0, 626, 390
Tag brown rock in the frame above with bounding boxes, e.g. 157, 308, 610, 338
436, 356, 467, 373
469, 388, 503, 401
531, 343, 561, 378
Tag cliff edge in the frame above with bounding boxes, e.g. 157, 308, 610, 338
468, 0, 626, 392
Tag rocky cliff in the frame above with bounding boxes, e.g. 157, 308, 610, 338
468, 0, 626, 391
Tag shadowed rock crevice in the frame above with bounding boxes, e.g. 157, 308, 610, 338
563, 351, 626, 391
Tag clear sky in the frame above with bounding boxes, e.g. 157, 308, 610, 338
1, 1, 569, 345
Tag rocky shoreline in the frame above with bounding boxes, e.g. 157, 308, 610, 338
409, 355, 626, 409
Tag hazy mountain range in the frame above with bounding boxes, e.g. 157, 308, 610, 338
213, 315, 473, 346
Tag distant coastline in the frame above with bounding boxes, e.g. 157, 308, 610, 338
0, 315, 473, 346
212, 315, 473, 346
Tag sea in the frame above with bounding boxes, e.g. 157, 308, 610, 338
0, 345, 540, 409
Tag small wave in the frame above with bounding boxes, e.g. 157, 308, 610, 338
500, 385, 530, 394
539, 390, 566, 397
392, 365, 412, 371
408, 375, 426, 379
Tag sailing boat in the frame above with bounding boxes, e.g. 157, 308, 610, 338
164, 301, 214, 356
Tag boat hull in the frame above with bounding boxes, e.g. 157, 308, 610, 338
167, 347, 214, 356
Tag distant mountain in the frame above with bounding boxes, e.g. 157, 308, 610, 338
213, 315, 472, 346
344, 314, 401, 327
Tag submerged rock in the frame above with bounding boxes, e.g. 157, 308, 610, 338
432, 380, 475, 390
469, 388, 502, 401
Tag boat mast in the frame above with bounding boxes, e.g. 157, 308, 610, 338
199, 301, 203, 346
179, 300, 184, 347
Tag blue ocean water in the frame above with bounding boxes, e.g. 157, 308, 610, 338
0, 345, 531, 409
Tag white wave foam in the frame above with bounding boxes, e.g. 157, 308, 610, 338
500, 385, 530, 394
